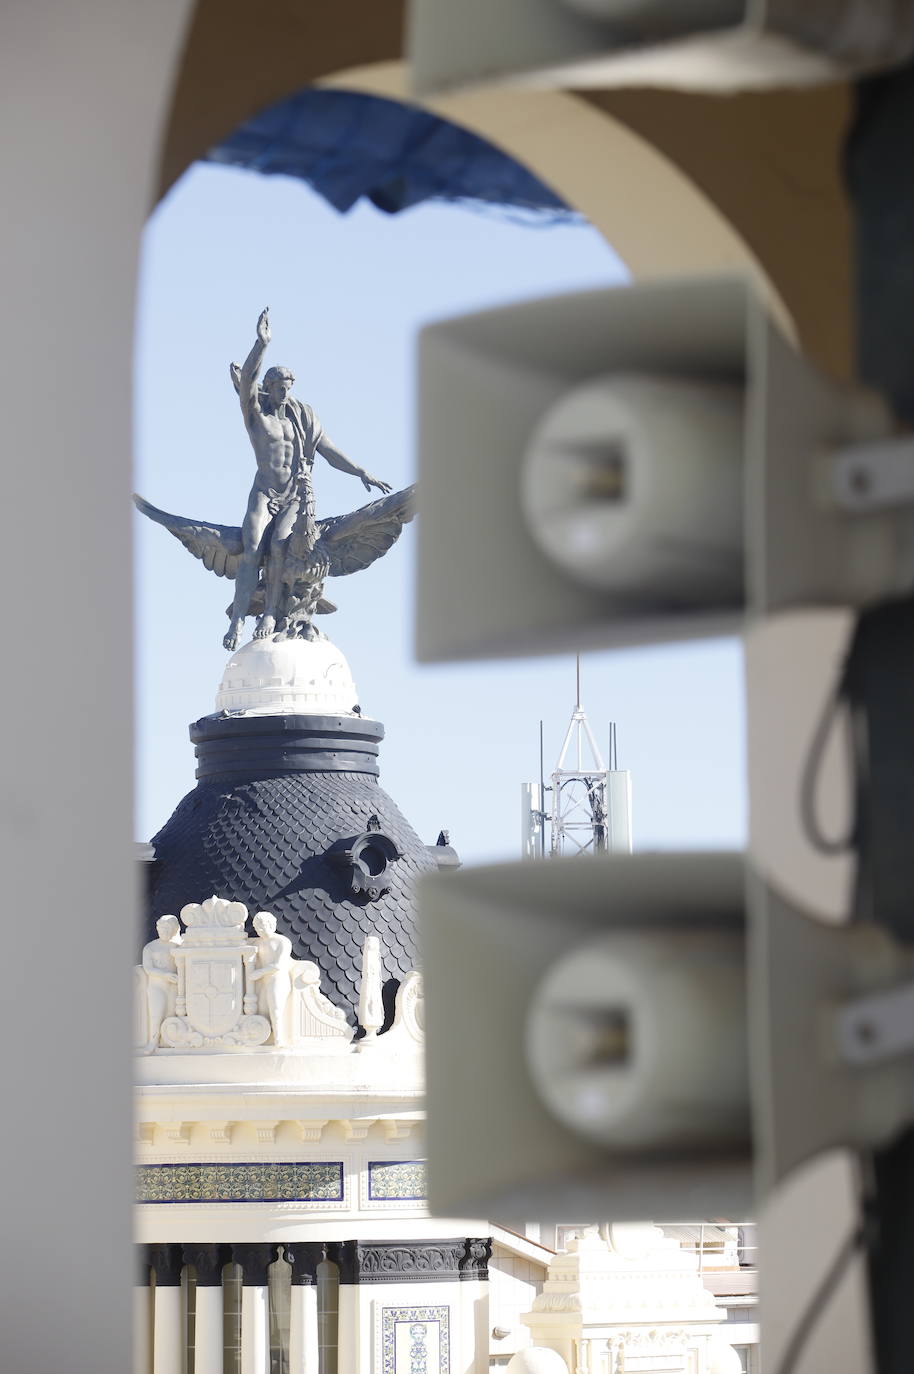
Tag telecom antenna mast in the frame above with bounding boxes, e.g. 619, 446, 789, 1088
522, 658, 632, 859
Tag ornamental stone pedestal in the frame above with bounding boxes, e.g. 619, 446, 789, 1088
521, 1228, 739, 1374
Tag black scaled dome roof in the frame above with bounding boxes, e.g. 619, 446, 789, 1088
145, 713, 436, 1028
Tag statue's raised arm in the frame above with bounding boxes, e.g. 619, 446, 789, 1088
235, 307, 271, 428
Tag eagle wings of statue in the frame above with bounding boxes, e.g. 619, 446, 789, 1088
135, 308, 416, 647
133, 485, 417, 642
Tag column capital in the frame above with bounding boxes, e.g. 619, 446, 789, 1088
149, 1243, 184, 1287
285, 1242, 325, 1285
327, 1240, 357, 1284
233, 1243, 278, 1286
458, 1238, 493, 1281
183, 1243, 228, 1286
137, 1244, 152, 1287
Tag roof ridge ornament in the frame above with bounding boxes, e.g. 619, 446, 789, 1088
179, 894, 248, 932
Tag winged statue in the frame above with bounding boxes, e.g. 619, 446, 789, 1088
135, 308, 416, 647
134, 484, 416, 642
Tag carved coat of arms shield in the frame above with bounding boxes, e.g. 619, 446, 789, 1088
184, 950, 244, 1035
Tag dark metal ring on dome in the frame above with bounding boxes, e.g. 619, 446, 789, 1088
328, 828, 402, 902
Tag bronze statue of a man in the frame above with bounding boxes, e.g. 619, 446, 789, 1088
225, 308, 391, 650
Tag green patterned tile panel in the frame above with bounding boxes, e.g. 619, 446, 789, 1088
368, 1160, 427, 1201
136, 1162, 344, 1204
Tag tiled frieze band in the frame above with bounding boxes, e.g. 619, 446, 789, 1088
136, 1161, 344, 1204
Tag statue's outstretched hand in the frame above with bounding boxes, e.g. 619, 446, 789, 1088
362, 474, 393, 494
256, 307, 271, 345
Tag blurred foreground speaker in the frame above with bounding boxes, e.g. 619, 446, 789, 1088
409, 0, 914, 95
416, 276, 911, 663
421, 851, 914, 1222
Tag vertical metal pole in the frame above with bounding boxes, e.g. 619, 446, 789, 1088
539, 719, 546, 857
576, 656, 582, 771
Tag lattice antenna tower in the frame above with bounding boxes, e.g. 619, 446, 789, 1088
522, 657, 632, 859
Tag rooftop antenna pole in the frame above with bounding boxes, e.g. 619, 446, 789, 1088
576, 656, 582, 771
522, 721, 549, 860
539, 719, 546, 858
523, 664, 633, 858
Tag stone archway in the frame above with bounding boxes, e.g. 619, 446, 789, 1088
159, 1, 853, 378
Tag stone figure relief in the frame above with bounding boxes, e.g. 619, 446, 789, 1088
249, 912, 293, 1047
140, 915, 182, 1053
134, 897, 354, 1053
134, 308, 417, 648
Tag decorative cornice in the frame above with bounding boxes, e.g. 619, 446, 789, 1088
333, 1238, 491, 1285
183, 1244, 228, 1286
233, 1243, 278, 1287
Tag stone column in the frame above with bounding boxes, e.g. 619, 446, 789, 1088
185, 1245, 227, 1374
460, 1239, 493, 1374
135, 1247, 152, 1374
149, 1244, 184, 1374
334, 1242, 359, 1374
286, 1243, 324, 1374
234, 1244, 276, 1374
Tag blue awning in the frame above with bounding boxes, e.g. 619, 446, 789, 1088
206, 88, 574, 220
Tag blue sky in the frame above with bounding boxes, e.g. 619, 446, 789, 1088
134, 162, 745, 864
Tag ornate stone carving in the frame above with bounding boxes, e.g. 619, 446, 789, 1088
371, 969, 424, 1053
138, 916, 182, 1053
343, 1119, 378, 1141
383, 1119, 416, 1142
357, 934, 385, 1041
523, 1225, 728, 1364
299, 1120, 329, 1143
156, 897, 269, 1049
161, 1122, 193, 1146
292, 961, 351, 1040
458, 1238, 493, 1282
249, 912, 292, 1046
336, 1239, 481, 1284
134, 895, 351, 1052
